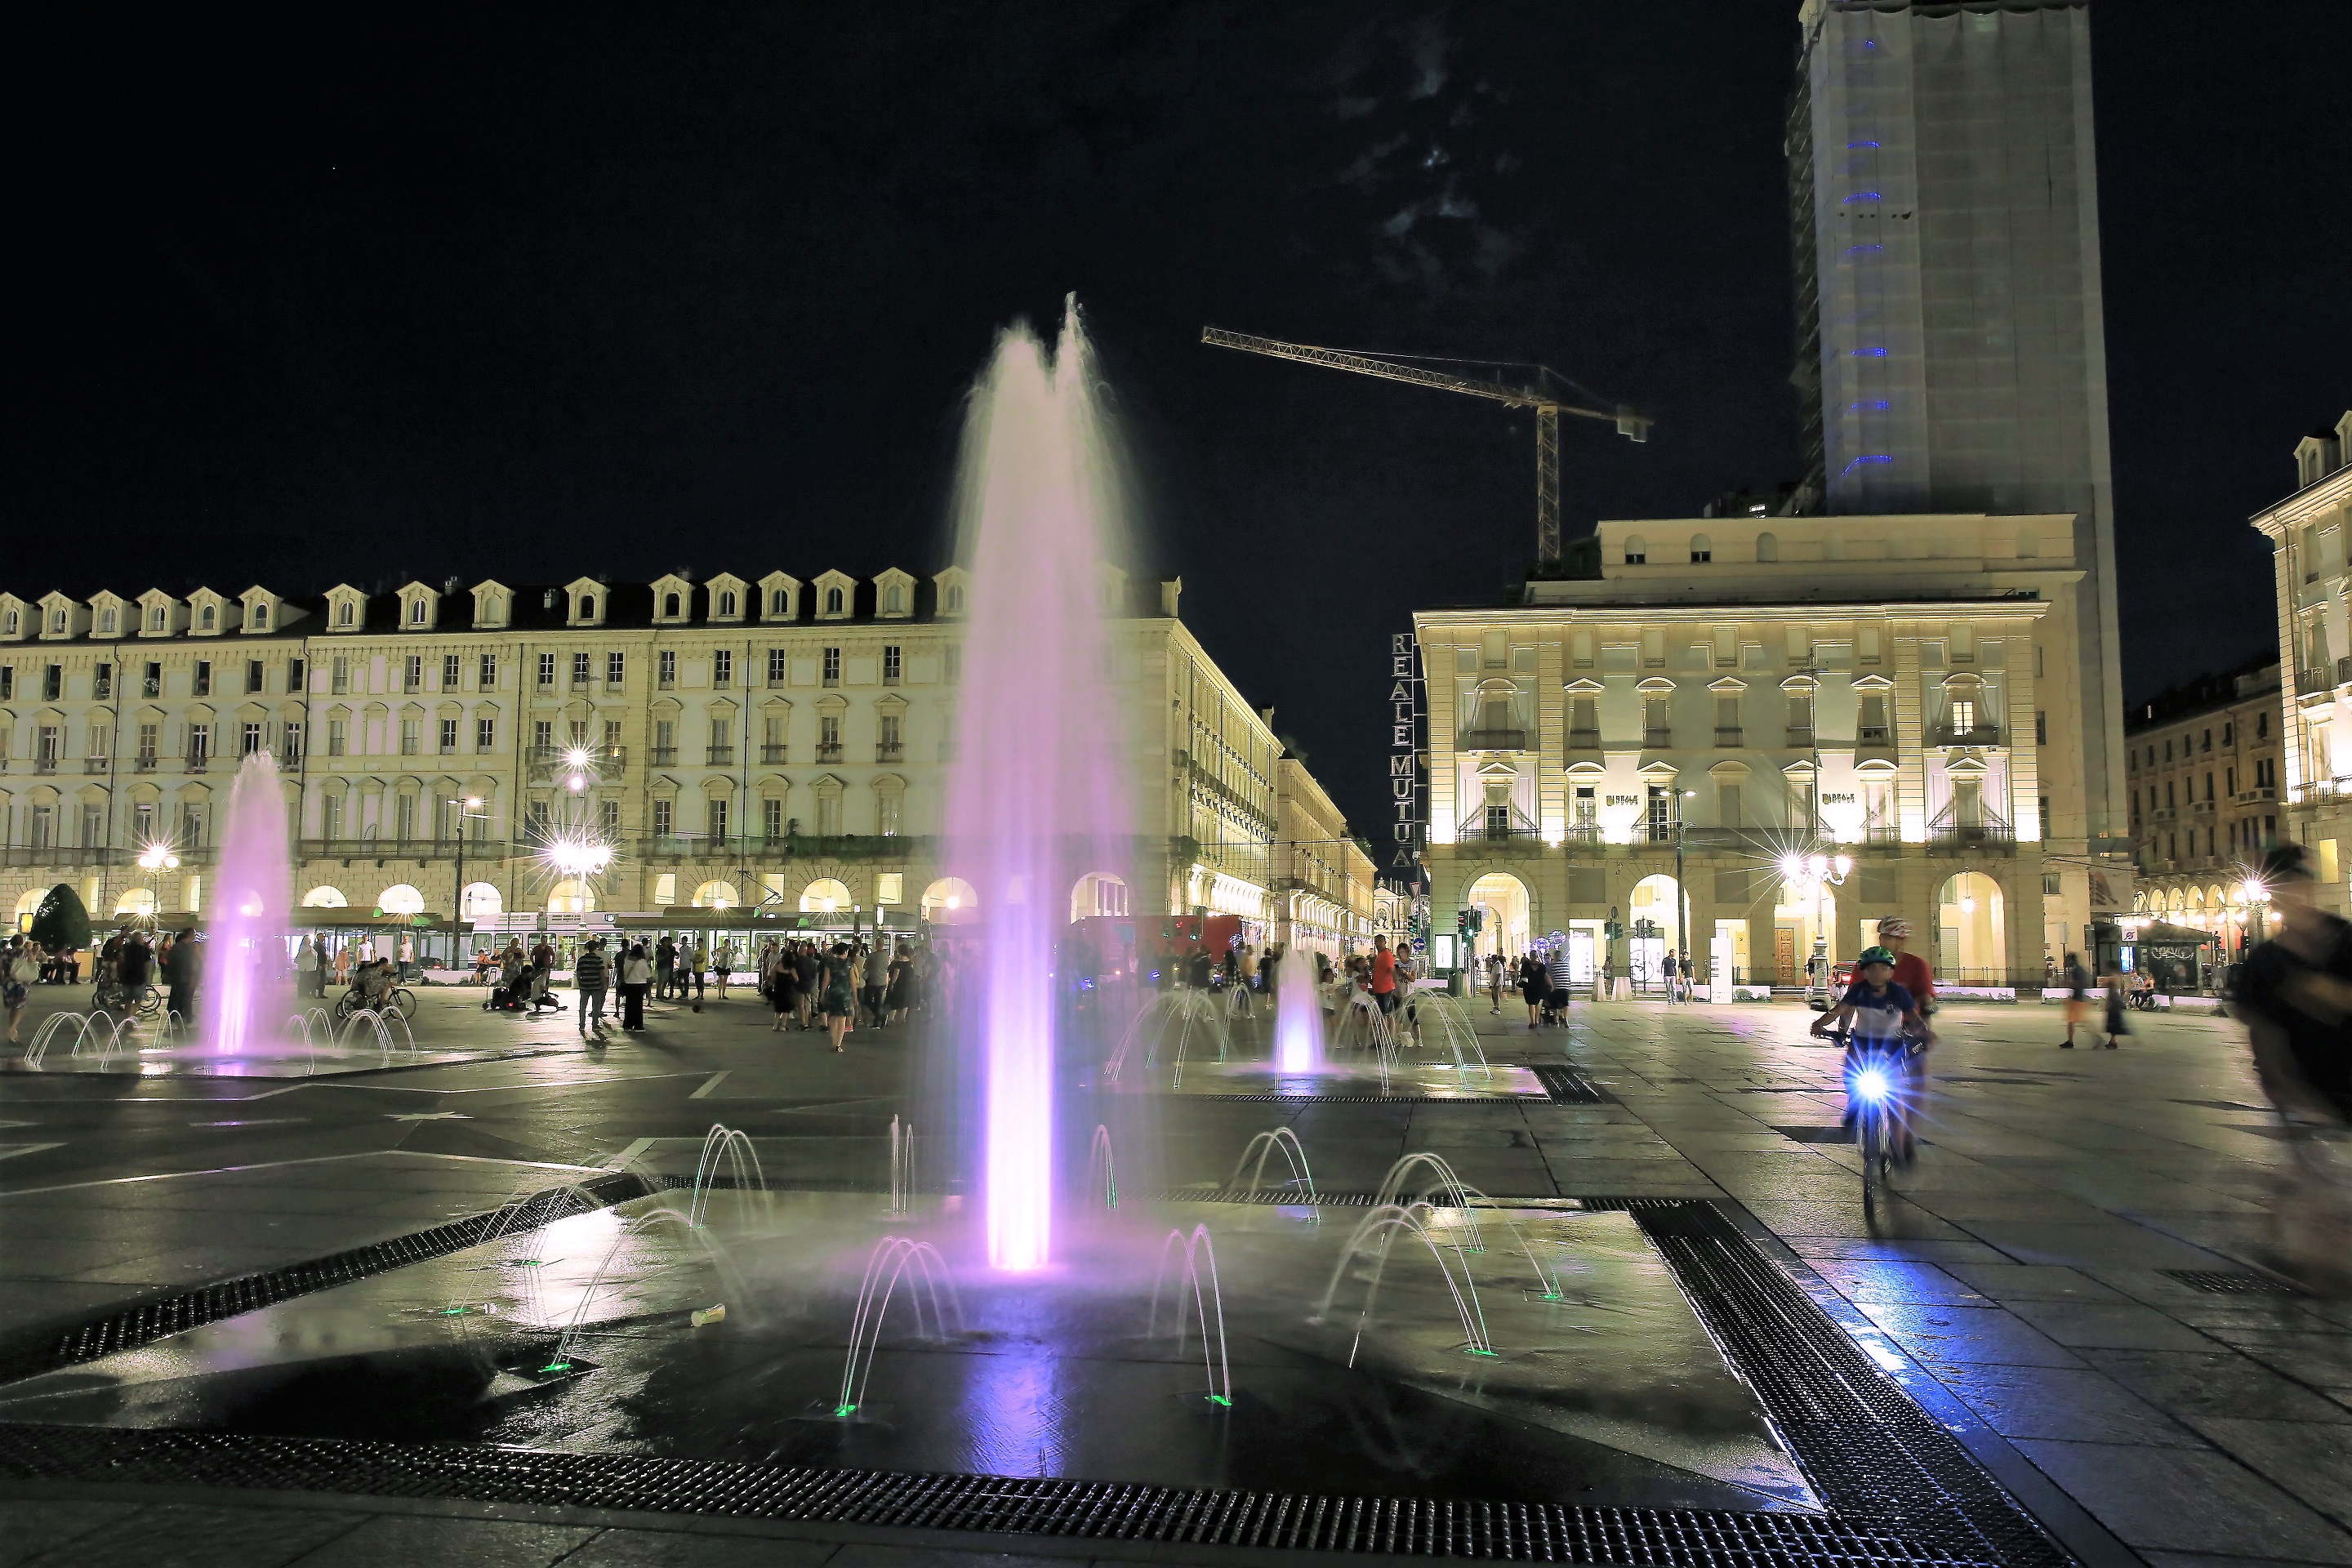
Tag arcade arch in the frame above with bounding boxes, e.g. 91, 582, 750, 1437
923, 876, 978, 924
1936, 871, 2007, 981
1463, 871, 1531, 964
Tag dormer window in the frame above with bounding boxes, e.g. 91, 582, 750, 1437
408, 599, 426, 625
488, 596, 503, 621
945, 584, 964, 613
100, 609, 117, 634
151, 608, 167, 629
2, 612, 16, 635
337, 602, 354, 627
719, 590, 737, 617
884, 585, 903, 613
826, 587, 844, 615
1624, 536, 1647, 566
768, 588, 789, 616
51, 610, 68, 633
581, 595, 598, 621
664, 593, 680, 618
1688, 533, 1713, 564
252, 604, 269, 630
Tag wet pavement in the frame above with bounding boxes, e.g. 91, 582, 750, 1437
1, 982, 2348, 1565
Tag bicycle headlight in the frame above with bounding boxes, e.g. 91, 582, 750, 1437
1852, 1068, 1891, 1103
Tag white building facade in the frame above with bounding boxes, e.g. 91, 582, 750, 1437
1417, 510, 2118, 990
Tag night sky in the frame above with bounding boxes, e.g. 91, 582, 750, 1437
10, 4, 2348, 836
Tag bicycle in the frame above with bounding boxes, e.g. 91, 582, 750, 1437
93, 979, 163, 1018
335, 987, 415, 1022
1835, 1031, 1922, 1212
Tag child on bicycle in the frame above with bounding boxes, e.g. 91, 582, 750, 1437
1811, 945, 1936, 1165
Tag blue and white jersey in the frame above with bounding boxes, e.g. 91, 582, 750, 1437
1838, 981, 1917, 1050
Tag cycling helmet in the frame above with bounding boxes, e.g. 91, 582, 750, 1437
1876, 917, 1912, 940
1856, 945, 1899, 969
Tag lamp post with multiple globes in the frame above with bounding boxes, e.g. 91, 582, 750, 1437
1778, 848, 1853, 999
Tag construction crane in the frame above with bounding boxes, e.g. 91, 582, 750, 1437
1201, 326, 1651, 569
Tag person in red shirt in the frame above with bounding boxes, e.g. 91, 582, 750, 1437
1369, 933, 1399, 1016
1876, 918, 1935, 1018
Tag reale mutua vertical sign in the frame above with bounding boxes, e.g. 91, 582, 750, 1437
1386, 631, 1423, 892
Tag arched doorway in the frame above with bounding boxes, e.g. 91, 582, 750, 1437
1071, 872, 1129, 922
1464, 872, 1531, 965
12, 889, 45, 932
800, 877, 852, 914
459, 883, 502, 921
547, 879, 596, 915
1936, 871, 2007, 983
923, 876, 978, 925
114, 888, 156, 919
376, 884, 425, 915
692, 880, 741, 910
301, 885, 348, 908
1628, 873, 1683, 990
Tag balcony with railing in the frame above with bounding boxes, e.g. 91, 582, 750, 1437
135, 755, 158, 773
1785, 725, 1815, 748
84, 756, 110, 774
0, 846, 131, 869
706, 745, 736, 765
1927, 722, 2004, 747
1642, 726, 1673, 749
184, 752, 209, 773
816, 743, 844, 764
649, 747, 678, 766
1927, 799, 2015, 852
875, 743, 904, 764
1458, 727, 1529, 752
528, 744, 628, 778
31, 756, 58, 775
1855, 724, 1897, 765
1567, 728, 1601, 752
761, 744, 787, 764
1714, 727, 1743, 747
298, 837, 509, 862
1454, 804, 1545, 854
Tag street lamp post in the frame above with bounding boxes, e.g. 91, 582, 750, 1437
136, 841, 180, 927
1673, 789, 1696, 993
446, 795, 488, 968
1778, 847, 1852, 1000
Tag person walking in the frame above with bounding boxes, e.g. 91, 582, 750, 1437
821, 942, 856, 1052
2230, 842, 2352, 1290
618, 941, 651, 1031
1367, 933, 1398, 1025
794, 941, 819, 1031
655, 937, 677, 1000
573, 937, 610, 1034
3, 938, 35, 1044
713, 940, 736, 1001
1487, 951, 1504, 1015
163, 927, 200, 1024
2060, 951, 2097, 1048
861, 939, 890, 1027
2101, 963, 2129, 1046
296, 936, 321, 999
688, 941, 709, 1005
396, 932, 415, 982
768, 942, 799, 1031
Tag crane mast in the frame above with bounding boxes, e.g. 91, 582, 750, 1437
1201, 325, 1649, 569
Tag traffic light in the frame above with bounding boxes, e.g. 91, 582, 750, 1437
1456, 909, 1470, 938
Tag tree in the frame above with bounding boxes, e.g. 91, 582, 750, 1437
29, 882, 91, 954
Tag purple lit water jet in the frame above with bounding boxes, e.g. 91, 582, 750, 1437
199, 751, 295, 1055
1273, 947, 1325, 1073
943, 300, 1133, 1272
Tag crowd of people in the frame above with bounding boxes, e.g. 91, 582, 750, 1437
468, 930, 940, 1047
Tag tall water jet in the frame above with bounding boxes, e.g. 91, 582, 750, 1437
200, 751, 295, 1055
944, 300, 1133, 1271
1272, 947, 1325, 1074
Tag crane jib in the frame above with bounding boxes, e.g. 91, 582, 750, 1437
1200, 324, 1651, 568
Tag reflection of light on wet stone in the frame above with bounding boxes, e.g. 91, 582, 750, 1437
961, 1341, 1068, 1478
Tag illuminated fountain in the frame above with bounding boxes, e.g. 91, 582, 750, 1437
200, 751, 295, 1055
1272, 947, 1325, 1073
942, 299, 1132, 1271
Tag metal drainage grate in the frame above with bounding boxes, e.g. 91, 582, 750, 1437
2158, 1268, 2305, 1296
1531, 1066, 1610, 1104
1167, 1094, 1533, 1104
0, 1170, 653, 1388
1633, 1201, 2069, 1568
0, 1423, 1984, 1566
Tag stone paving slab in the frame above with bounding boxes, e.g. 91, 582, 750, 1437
2, 995, 2349, 1561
